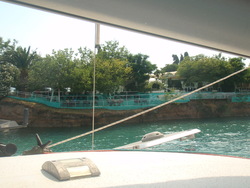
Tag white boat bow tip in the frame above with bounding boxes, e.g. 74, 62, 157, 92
115, 129, 201, 150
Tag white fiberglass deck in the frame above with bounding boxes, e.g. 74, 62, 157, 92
0, 151, 249, 188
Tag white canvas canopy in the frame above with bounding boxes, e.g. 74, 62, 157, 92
3, 0, 250, 58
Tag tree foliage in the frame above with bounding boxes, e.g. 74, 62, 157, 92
70, 47, 93, 93
0, 63, 19, 95
93, 41, 132, 93
0, 38, 19, 95
28, 41, 133, 94
2, 45, 37, 91
1, 36, 248, 95
162, 52, 189, 72
98, 41, 129, 61
95, 58, 132, 93
177, 54, 246, 91
29, 49, 77, 92
172, 54, 180, 65
126, 53, 157, 92
171, 52, 189, 65
0, 37, 16, 58
162, 64, 178, 72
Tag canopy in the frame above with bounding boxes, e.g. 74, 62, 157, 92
3, 0, 250, 58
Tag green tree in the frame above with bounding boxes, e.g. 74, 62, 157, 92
153, 69, 162, 81
221, 57, 246, 91
0, 63, 19, 96
29, 49, 76, 95
71, 63, 92, 93
0, 38, 19, 95
243, 69, 250, 84
0, 37, 17, 61
70, 47, 93, 93
94, 41, 133, 93
162, 52, 189, 73
184, 52, 189, 57
126, 54, 157, 92
161, 64, 178, 72
77, 47, 93, 65
172, 54, 180, 64
29, 44, 132, 95
98, 40, 129, 61
95, 58, 132, 93
180, 54, 184, 62
2, 46, 37, 91
178, 55, 227, 84
145, 80, 165, 92
177, 54, 246, 91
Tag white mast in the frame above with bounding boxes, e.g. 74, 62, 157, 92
92, 23, 100, 150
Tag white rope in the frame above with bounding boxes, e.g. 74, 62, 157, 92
48, 66, 249, 148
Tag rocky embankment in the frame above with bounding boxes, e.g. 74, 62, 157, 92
0, 97, 249, 128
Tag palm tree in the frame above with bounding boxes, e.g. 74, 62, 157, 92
3, 46, 37, 91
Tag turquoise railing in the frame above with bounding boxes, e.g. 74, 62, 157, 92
8, 91, 250, 110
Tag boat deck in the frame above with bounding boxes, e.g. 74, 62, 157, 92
0, 151, 249, 188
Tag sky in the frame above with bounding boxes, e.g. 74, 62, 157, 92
0, 1, 248, 69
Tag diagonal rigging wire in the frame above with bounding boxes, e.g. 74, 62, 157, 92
48, 66, 249, 148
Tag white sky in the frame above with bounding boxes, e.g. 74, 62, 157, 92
0, 1, 248, 68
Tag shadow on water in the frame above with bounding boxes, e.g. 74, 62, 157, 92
0, 117, 249, 158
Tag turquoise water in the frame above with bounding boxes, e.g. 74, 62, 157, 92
0, 117, 249, 158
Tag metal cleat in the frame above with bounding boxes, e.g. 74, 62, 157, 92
23, 134, 52, 155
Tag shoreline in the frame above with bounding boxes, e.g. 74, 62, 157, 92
0, 97, 249, 128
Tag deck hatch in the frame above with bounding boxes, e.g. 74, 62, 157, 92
42, 157, 100, 181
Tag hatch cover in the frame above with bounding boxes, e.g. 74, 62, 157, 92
42, 157, 100, 181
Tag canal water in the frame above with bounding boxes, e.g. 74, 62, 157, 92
1, 117, 249, 158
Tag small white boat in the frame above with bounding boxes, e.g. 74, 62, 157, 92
0, 119, 19, 129
0, 109, 28, 131
115, 129, 201, 149
0, 119, 26, 130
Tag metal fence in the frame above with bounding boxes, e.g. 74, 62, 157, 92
7, 91, 250, 110
8, 92, 167, 110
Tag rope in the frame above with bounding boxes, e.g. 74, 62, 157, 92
48, 66, 249, 148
